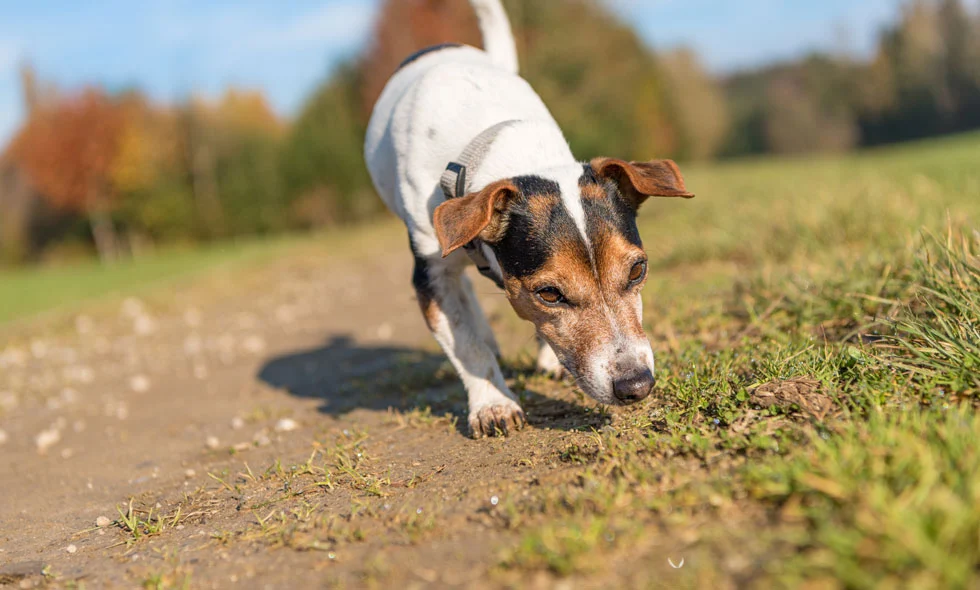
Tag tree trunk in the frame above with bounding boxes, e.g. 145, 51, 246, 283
86, 186, 119, 263
0, 165, 33, 263
188, 114, 225, 237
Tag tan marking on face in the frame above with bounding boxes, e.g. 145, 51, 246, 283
503, 217, 649, 401
525, 192, 560, 221
580, 181, 607, 201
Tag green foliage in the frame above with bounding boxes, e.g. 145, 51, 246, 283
281, 65, 377, 225
505, 0, 675, 159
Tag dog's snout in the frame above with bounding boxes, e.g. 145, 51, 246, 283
612, 369, 655, 404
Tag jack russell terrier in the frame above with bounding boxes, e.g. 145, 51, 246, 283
364, 0, 694, 437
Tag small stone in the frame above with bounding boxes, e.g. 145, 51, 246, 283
253, 432, 271, 447
231, 417, 245, 430
0, 391, 17, 411
75, 315, 94, 335
490, 495, 499, 506
35, 427, 61, 454
133, 315, 157, 335
0, 428, 7, 445
129, 375, 151, 393
96, 516, 111, 527
184, 469, 196, 478
274, 418, 298, 433
242, 335, 266, 354
205, 436, 220, 450
66, 544, 77, 554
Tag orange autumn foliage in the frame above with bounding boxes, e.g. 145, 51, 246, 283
8, 88, 124, 212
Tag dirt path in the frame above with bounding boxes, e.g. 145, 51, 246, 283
0, 233, 639, 588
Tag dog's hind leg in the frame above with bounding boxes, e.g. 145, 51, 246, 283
412, 253, 525, 437
536, 337, 565, 379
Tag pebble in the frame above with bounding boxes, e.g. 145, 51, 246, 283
231, 417, 245, 430
66, 544, 77, 554
133, 315, 157, 335
253, 432, 271, 447
129, 375, 151, 393
242, 335, 266, 354
75, 315, 94, 334
490, 495, 499, 506
185, 469, 197, 478
96, 516, 111, 527
274, 418, 298, 433
35, 427, 61, 454
205, 436, 220, 450
0, 428, 7, 445
0, 391, 18, 411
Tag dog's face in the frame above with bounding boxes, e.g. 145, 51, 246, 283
434, 158, 693, 405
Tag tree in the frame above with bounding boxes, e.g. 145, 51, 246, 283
282, 65, 377, 225
360, 0, 481, 119
7, 89, 125, 261
659, 48, 730, 160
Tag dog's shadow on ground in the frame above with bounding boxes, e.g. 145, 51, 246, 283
257, 334, 607, 436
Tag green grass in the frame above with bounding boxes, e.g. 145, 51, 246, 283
0, 217, 406, 326
494, 131, 980, 586
0, 237, 296, 325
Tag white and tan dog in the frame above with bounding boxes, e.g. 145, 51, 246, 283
364, 0, 694, 437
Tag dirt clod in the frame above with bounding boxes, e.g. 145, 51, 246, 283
749, 378, 832, 418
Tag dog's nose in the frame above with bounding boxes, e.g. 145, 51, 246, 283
612, 369, 655, 404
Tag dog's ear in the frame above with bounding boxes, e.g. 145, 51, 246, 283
591, 158, 694, 209
433, 179, 519, 257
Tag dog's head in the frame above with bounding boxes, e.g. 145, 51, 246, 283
433, 158, 693, 405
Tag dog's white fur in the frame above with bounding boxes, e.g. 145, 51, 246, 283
364, 0, 654, 434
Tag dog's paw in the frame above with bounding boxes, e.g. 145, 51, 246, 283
469, 401, 526, 438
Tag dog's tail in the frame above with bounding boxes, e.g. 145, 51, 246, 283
468, 0, 519, 74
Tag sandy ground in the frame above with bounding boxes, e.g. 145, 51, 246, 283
0, 234, 662, 589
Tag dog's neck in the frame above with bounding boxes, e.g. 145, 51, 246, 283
461, 119, 579, 192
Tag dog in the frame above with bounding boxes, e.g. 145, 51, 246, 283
364, 0, 694, 437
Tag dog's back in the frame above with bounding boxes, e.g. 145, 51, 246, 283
363, 0, 558, 247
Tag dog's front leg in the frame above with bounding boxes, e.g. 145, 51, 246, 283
413, 255, 525, 437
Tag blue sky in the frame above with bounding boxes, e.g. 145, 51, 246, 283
0, 0, 910, 146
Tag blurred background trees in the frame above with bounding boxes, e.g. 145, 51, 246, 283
1, 0, 979, 265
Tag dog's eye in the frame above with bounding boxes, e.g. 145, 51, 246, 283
628, 260, 647, 285
536, 286, 566, 306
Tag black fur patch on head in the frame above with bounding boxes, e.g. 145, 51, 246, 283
397, 43, 465, 71
512, 175, 560, 197
579, 165, 643, 248
491, 175, 587, 279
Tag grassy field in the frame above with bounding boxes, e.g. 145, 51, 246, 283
3, 132, 978, 588
491, 132, 980, 585
0, 221, 405, 327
